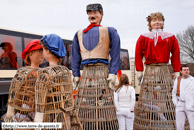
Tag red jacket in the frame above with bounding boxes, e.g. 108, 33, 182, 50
135, 32, 181, 72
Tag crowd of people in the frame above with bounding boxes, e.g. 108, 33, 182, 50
2, 3, 194, 130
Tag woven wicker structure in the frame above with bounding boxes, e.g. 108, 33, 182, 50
74, 63, 118, 130
8, 67, 39, 123
134, 64, 190, 130
35, 65, 76, 130
70, 109, 83, 130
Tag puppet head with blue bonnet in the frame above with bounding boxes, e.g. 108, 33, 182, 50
40, 34, 66, 65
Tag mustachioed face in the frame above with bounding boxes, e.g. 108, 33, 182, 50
87, 11, 102, 25
150, 18, 164, 30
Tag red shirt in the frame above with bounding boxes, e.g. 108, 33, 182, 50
135, 31, 181, 72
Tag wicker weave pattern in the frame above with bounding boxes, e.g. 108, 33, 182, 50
7, 67, 39, 123
70, 109, 83, 130
74, 64, 118, 130
134, 64, 190, 130
35, 65, 74, 130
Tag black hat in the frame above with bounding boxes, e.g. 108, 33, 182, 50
86, 3, 103, 13
0, 42, 5, 47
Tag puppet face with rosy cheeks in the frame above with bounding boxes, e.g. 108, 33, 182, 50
29, 50, 44, 66
42, 48, 52, 62
151, 18, 164, 29
88, 11, 102, 25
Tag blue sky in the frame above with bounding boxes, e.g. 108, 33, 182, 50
0, 0, 194, 57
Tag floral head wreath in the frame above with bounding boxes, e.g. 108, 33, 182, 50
146, 16, 151, 21
146, 13, 164, 21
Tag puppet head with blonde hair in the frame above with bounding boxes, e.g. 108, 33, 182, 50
147, 12, 165, 31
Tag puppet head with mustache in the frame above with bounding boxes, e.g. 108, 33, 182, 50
86, 3, 103, 25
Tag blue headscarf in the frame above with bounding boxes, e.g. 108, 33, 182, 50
40, 34, 66, 58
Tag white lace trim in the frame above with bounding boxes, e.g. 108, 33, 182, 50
142, 31, 174, 40
151, 29, 163, 33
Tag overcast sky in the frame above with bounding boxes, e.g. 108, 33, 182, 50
0, 0, 194, 57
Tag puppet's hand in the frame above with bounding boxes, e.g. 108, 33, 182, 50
137, 71, 143, 86
4, 105, 15, 122
34, 112, 44, 130
107, 74, 116, 90
174, 72, 180, 79
73, 77, 80, 91
34, 112, 44, 122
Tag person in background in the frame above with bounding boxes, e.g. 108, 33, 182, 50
0, 42, 18, 68
170, 72, 175, 81
114, 74, 135, 130
172, 65, 194, 130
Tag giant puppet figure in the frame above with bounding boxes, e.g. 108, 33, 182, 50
133, 12, 185, 129
4, 40, 43, 123
34, 34, 82, 130
71, 3, 120, 130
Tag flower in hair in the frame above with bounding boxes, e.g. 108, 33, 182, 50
146, 15, 151, 21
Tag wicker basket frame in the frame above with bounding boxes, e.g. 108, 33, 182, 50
134, 64, 190, 130
8, 67, 39, 123
35, 65, 74, 130
74, 64, 118, 130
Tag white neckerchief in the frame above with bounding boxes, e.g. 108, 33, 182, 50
141, 30, 174, 45
151, 29, 162, 46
